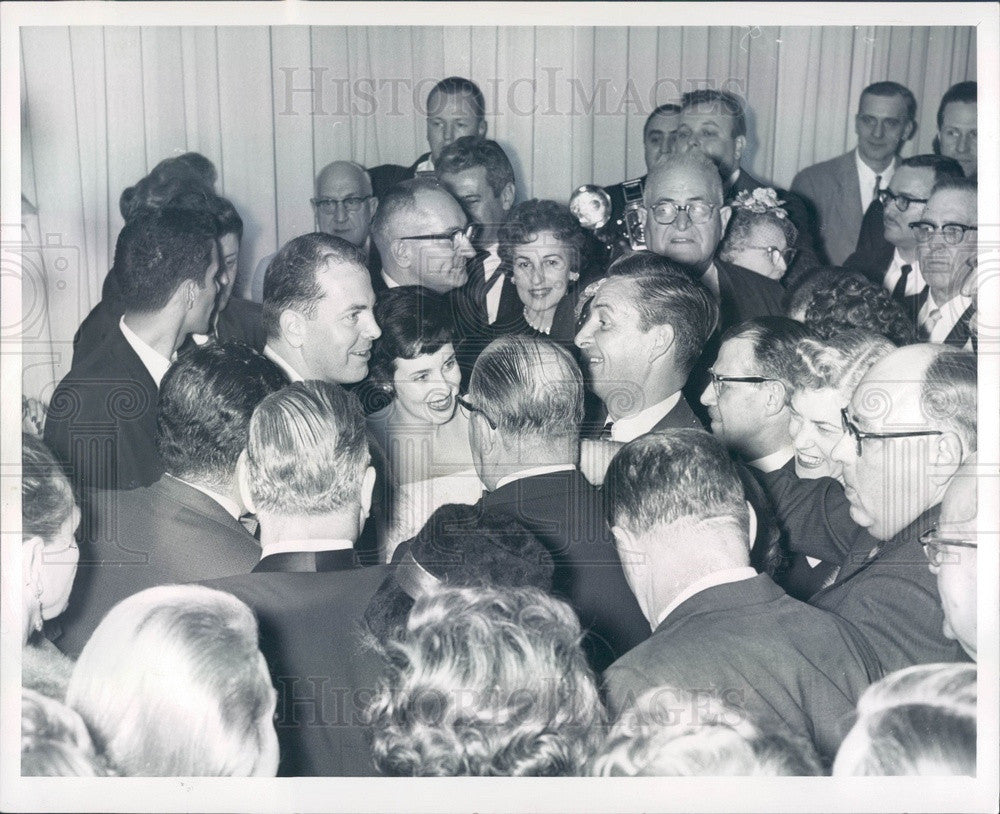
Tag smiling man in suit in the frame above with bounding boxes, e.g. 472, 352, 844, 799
792, 81, 917, 265
55, 343, 287, 658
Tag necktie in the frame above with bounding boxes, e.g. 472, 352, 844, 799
872, 174, 882, 206
891, 264, 912, 301
923, 308, 942, 340
480, 267, 504, 318
599, 421, 614, 441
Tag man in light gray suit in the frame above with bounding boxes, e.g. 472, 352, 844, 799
792, 82, 916, 266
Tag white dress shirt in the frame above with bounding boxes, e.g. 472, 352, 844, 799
919, 292, 974, 344
700, 263, 720, 298
654, 567, 758, 630
856, 150, 896, 214
608, 392, 683, 443
494, 463, 576, 491
747, 446, 795, 474
118, 316, 174, 387
882, 249, 926, 297
263, 344, 304, 382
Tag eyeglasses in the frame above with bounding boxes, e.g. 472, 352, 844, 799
919, 525, 977, 567
878, 189, 929, 213
311, 195, 372, 214
708, 370, 780, 397
840, 406, 944, 457
648, 200, 717, 226
398, 224, 478, 246
909, 221, 978, 245
746, 245, 797, 266
456, 394, 496, 430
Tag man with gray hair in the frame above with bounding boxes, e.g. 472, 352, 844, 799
204, 381, 386, 776
464, 334, 649, 672
602, 430, 878, 764
262, 233, 380, 383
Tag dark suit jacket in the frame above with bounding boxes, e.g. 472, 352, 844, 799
809, 505, 966, 675
55, 475, 261, 658
941, 303, 977, 351
203, 563, 389, 777
44, 325, 163, 496
603, 573, 878, 763
714, 258, 786, 332
792, 150, 867, 266
476, 469, 650, 673
368, 153, 427, 199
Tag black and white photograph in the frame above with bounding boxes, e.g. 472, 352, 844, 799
1, 2, 997, 811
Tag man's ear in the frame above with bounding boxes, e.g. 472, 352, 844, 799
930, 432, 964, 486
476, 118, 487, 138
391, 238, 413, 269
764, 380, 788, 416
236, 450, 256, 515
718, 204, 732, 234
279, 308, 304, 349
746, 500, 758, 545
366, 196, 379, 220
500, 182, 516, 212
359, 464, 377, 522
733, 135, 747, 166
610, 525, 636, 556
23, 535, 45, 596
903, 118, 917, 142
648, 322, 675, 364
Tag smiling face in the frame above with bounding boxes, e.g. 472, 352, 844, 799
403, 188, 475, 293
426, 90, 487, 163
391, 343, 462, 425
916, 187, 978, 303
299, 261, 381, 384
674, 102, 746, 179
789, 387, 846, 480
939, 100, 977, 177
855, 92, 914, 170
511, 230, 578, 316
881, 166, 935, 249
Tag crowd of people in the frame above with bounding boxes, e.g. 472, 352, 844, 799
21, 74, 980, 778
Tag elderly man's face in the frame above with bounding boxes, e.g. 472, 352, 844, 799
314, 166, 376, 248
673, 102, 746, 179
643, 163, 730, 269
830, 349, 942, 540
643, 110, 681, 172
881, 166, 935, 250
939, 101, 977, 178
426, 91, 486, 163
395, 188, 475, 293
916, 188, 978, 303
855, 92, 914, 168
574, 277, 656, 420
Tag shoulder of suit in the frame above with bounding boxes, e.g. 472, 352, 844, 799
792, 150, 853, 183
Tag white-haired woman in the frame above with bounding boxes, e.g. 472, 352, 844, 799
66, 584, 279, 776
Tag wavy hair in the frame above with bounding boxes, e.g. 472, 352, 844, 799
21, 433, 75, 542
367, 585, 605, 776
785, 329, 896, 400
803, 276, 917, 346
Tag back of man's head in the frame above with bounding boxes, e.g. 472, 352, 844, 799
606, 429, 749, 538
114, 209, 217, 314
721, 317, 815, 387
156, 343, 287, 487
922, 350, 977, 457
436, 136, 515, 197
469, 335, 583, 441
245, 380, 370, 516
899, 154, 965, 186
679, 89, 747, 138
608, 254, 719, 376
262, 233, 366, 340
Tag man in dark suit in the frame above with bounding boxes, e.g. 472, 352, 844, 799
822, 344, 975, 673
55, 343, 287, 658
203, 380, 384, 776
640, 152, 785, 334
602, 430, 878, 764
45, 209, 220, 495
843, 154, 964, 325
792, 81, 917, 265
261, 233, 381, 383
574, 253, 716, 441
368, 76, 487, 199
464, 335, 650, 673
672, 89, 818, 272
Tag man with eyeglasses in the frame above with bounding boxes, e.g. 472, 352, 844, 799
813, 345, 976, 673
792, 81, 917, 265
912, 177, 978, 349
641, 152, 785, 333
844, 155, 964, 322
922, 456, 978, 662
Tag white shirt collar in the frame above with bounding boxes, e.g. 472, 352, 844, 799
167, 473, 243, 521
882, 248, 926, 297
855, 150, 896, 212
920, 292, 974, 343
260, 538, 354, 560
415, 155, 435, 174
654, 566, 758, 630
609, 392, 683, 443
494, 463, 576, 491
700, 263, 720, 298
747, 446, 795, 473
263, 344, 305, 382
118, 316, 174, 387
381, 271, 402, 289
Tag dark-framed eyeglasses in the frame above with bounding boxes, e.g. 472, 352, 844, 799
919, 525, 978, 567
877, 188, 928, 213
840, 406, 944, 457
909, 221, 978, 245
708, 370, 780, 397
311, 195, 372, 214
649, 200, 716, 226
398, 224, 478, 246
746, 245, 797, 266
456, 394, 496, 430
